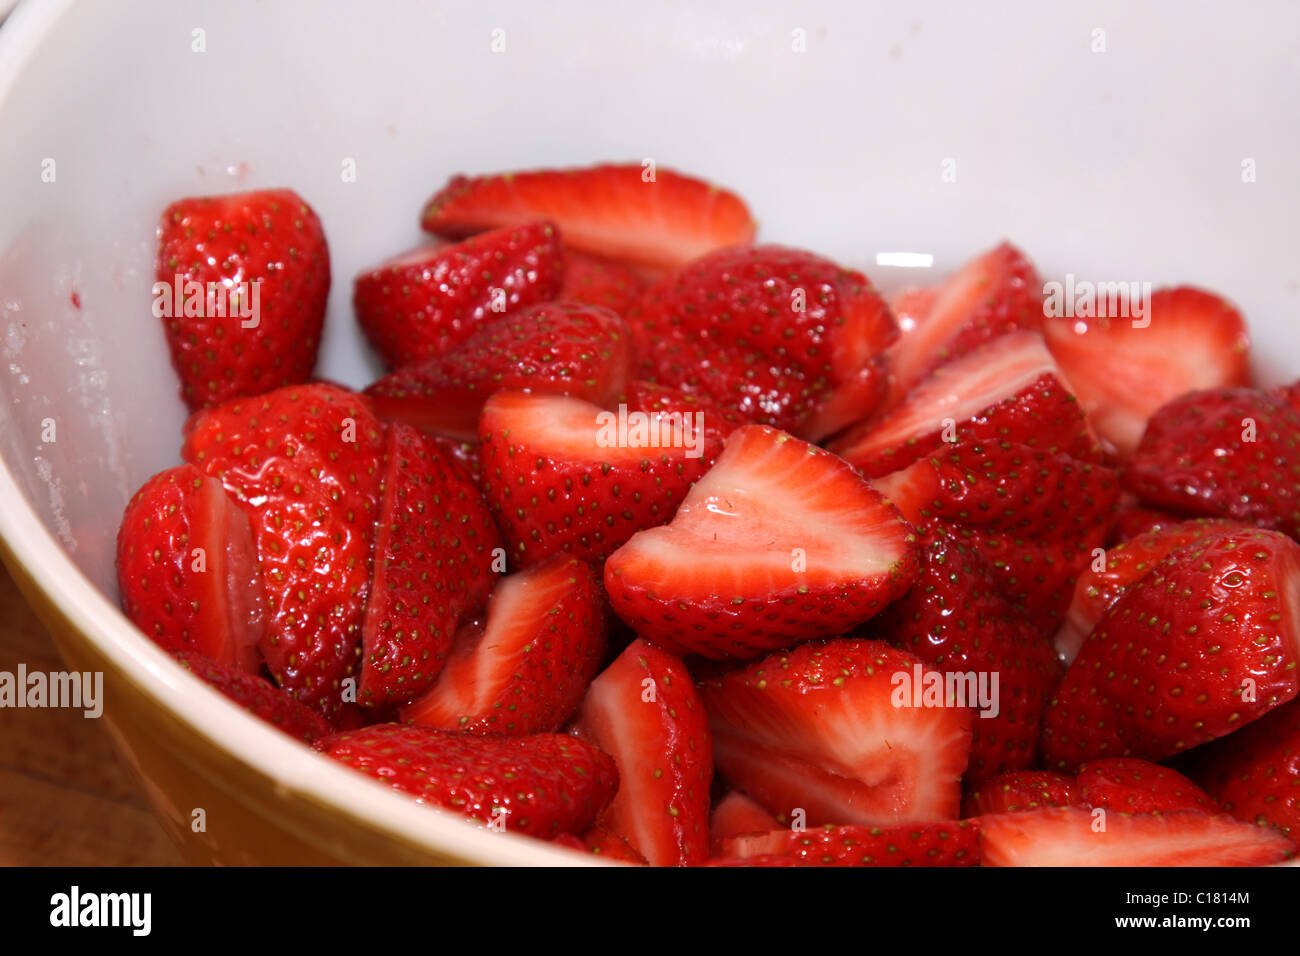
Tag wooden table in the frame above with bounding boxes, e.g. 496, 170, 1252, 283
0, 564, 183, 865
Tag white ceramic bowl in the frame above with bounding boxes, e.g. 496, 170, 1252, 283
0, 0, 1296, 865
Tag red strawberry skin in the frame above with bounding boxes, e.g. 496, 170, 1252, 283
630, 244, 897, 440
116, 464, 263, 673
1041, 527, 1300, 771
582, 823, 648, 865
1192, 696, 1300, 837
156, 189, 329, 410
559, 249, 650, 315
316, 723, 617, 838
354, 221, 563, 369
1123, 387, 1300, 539
722, 820, 980, 867
401, 556, 605, 734
421, 162, 757, 272
173, 651, 329, 743
1076, 758, 1213, 815
365, 300, 631, 442
963, 771, 1076, 817
360, 424, 504, 707
181, 384, 386, 717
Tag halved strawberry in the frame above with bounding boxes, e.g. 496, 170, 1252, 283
1041, 527, 1300, 771
365, 300, 631, 442
700, 639, 972, 826
1192, 696, 1300, 837
116, 464, 263, 672
710, 791, 782, 854
705, 855, 809, 867
360, 424, 504, 707
1054, 518, 1243, 665
832, 331, 1096, 479
181, 384, 386, 716
962, 771, 1076, 817
582, 823, 649, 864
721, 820, 980, 867
1076, 758, 1213, 815
604, 425, 918, 660
559, 248, 650, 315
882, 242, 1044, 408
477, 384, 734, 567
316, 723, 618, 838
420, 163, 757, 272
401, 556, 605, 733
173, 651, 329, 742
980, 806, 1293, 866
353, 220, 563, 368
572, 639, 713, 866
1043, 287, 1251, 456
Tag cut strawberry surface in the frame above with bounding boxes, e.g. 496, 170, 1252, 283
1076, 758, 1212, 815
1043, 287, 1251, 456
477, 385, 733, 567
701, 639, 972, 827
980, 806, 1293, 866
574, 639, 712, 867
582, 823, 648, 864
559, 248, 650, 316
354, 220, 563, 369
604, 425, 918, 660
360, 424, 503, 708
365, 300, 631, 442
402, 556, 605, 734
1192, 696, 1300, 837
833, 331, 1096, 479
710, 791, 782, 853
1042, 527, 1300, 771
420, 162, 757, 272
963, 771, 1076, 817
316, 723, 617, 838
722, 820, 980, 867
117, 464, 263, 673
173, 651, 329, 743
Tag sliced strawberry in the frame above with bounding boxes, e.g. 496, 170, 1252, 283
477, 384, 733, 567
704, 854, 809, 867
1054, 518, 1243, 665
1278, 379, 1300, 415
963, 771, 1076, 817
420, 163, 757, 272
181, 384, 386, 716
1076, 758, 1213, 815
980, 806, 1293, 866
710, 791, 782, 854
1041, 527, 1300, 771
721, 820, 980, 867
582, 823, 648, 864
559, 248, 650, 315
604, 425, 918, 660
360, 424, 503, 707
316, 723, 617, 837
1043, 287, 1251, 456
700, 639, 972, 826
630, 245, 897, 439
402, 556, 604, 733
429, 435, 483, 487
353, 221, 563, 368
1192, 696, 1300, 837
573, 639, 713, 866
365, 300, 631, 442
173, 651, 329, 742
1122, 387, 1300, 539
889, 286, 938, 335
116, 464, 263, 672
1108, 497, 1187, 545
832, 331, 1096, 479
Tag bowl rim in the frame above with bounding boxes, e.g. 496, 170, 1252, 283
0, 0, 600, 867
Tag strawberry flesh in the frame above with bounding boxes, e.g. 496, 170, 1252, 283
722, 820, 980, 867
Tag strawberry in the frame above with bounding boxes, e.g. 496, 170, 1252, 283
629, 245, 897, 440
1043, 287, 1251, 456
360, 424, 503, 707
1108, 497, 1186, 544
401, 556, 605, 733
979, 806, 1293, 866
1054, 518, 1243, 665
116, 464, 263, 672
604, 425, 918, 660
477, 385, 733, 568
582, 823, 649, 864
831, 331, 1097, 479
1076, 758, 1212, 814
1041, 527, 1300, 771
559, 249, 650, 315
365, 300, 631, 442
573, 639, 713, 866
181, 384, 386, 716
1192, 696, 1300, 837
353, 221, 563, 368
721, 820, 980, 867
1279, 379, 1300, 415
962, 771, 1076, 816
420, 162, 757, 272
705, 854, 809, 867
1122, 387, 1300, 539
156, 189, 329, 410
710, 791, 782, 854
868, 525, 1061, 784
172, 651, 329, 743
882, 242, 1044, 408
316, 723, 617, 838
700, 639, 972, 826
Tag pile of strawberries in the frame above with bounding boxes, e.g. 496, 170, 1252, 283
116, 163, 1300, 866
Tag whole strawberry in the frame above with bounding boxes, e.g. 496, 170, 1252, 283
156, 189, 329, 410
1192, 696, 1300, 837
